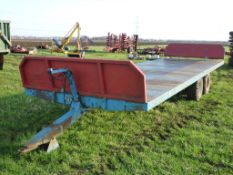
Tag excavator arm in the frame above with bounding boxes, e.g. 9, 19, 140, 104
52, 22, 83, 57
60, 22, 81, 51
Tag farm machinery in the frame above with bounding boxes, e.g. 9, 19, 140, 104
19, 43, 224, 153
137, 46, 165, 56
0, 20, 11, 70
134, 46, 165, 60
106, 33, 166, 60
106, 32, 138, 53
51, 22, 84, 58
37, 43, 49, 49
10, 45, 29, 54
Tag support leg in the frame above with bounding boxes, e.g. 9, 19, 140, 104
20, 68, 85, 153
20, 101, 84, 153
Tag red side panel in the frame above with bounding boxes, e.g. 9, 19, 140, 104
164, 43, 225, 59
19, 56, 146, 103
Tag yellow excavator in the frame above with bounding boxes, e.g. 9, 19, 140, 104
52, 22, 84, 58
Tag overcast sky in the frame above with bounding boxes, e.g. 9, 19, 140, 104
1, 0, 232, 41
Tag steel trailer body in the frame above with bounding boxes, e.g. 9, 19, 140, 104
0, 20, 11, 70
19, 43, 225, 153
22, 57, 224, 112
0, 20, 11, 53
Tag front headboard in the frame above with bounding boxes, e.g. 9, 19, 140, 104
164, 43, 225, 59
20, 56, 147, 103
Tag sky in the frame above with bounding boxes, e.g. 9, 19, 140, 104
1, 0, 233, 41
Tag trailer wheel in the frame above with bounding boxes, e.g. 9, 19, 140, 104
203, 74, 211, 94
0, 55, 4, 70
187, 79, 203, 101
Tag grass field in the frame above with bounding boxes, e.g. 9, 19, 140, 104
0, 49, 233, 174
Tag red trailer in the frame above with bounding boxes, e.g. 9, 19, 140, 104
19, 43, 225, 153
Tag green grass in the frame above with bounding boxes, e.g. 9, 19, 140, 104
0, 49, 233, 174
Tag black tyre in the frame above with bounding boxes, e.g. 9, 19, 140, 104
0, 55, 4, 70
187, 79, 203, 101
229, 57, 233, 67
203, 74, 211, 94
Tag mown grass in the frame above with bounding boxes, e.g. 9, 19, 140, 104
0, 49, 233, 174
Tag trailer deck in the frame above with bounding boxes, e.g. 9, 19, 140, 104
138, 58, 224, 110
21, 57, 224, 112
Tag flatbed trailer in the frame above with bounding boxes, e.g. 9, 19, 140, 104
19, 43, 225, 153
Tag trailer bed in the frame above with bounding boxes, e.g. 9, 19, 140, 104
20, 56, 224, 112
138, 58, 224, 109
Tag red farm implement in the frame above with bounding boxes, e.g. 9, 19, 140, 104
106, 32, 138, 53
